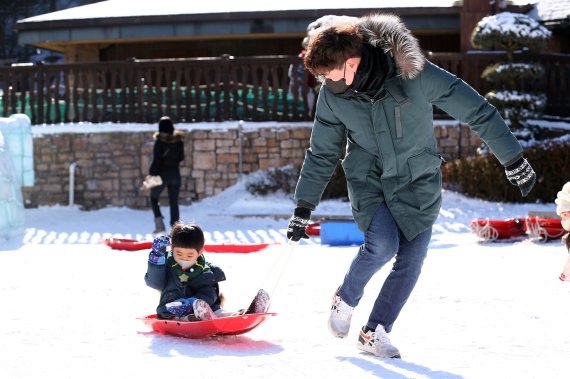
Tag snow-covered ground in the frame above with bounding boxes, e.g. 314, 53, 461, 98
2, 183, 569, 379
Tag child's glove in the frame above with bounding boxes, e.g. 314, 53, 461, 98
165, 297, 198, 316
148, 235, 170, 265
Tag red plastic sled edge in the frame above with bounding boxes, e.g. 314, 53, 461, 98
204, 243, 273, 253
102, 238, 274, 253
470, 217, 564, 241
470, 218, 526, 240
306, 222, 320, 236
524, 217, 565, 240
139, 312, 277, 339
103, 238, 152, 251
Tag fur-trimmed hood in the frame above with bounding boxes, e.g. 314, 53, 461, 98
153, 130, 184, 143
358, 14, 425, 80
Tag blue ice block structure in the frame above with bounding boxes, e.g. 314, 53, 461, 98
0, 114, 34, 186
0, 114, 31, 239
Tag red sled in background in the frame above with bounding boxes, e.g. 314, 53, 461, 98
470, 216, 564, 242
306, 222, 320, 236
470, 218, 526, 241
139, 312, 276, 339
102, 237, 273, 253
524, 217, 565, 241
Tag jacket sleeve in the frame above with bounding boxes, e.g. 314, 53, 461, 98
148, 142, 163, 176
208, 262, 226, 282
189, 271, 220, 305
418, 61, 523, 166
178, 141, 184, 164
144, 262, 166, 290
294, 88, 346, 208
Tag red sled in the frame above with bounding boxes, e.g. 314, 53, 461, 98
204, 243, 273, 253
139, 312, 276, 339
524, 217, 565, 241
470, 218, 525, 241
103, 238, 152, 251
306, 222, 320, 236
102, 238, 273, 253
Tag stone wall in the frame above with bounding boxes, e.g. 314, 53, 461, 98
22, 122, 481, 210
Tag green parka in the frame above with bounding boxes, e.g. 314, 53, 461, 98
295, 14, 523, 241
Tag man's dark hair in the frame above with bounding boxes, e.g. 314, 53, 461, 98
170, 223, 205, 251
304, 23, 363, 77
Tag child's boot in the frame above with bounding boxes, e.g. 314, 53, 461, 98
246, 289, 271, 314
192, 299, 216, 320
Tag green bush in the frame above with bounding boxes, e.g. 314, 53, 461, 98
245, 165, 299, 196
481, 63, 544, 86
244, 162, 349, 200
442, 137, 570, 203
485, 90, 547, 129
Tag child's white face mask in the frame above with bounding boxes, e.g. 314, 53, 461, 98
172, 246, 201, 269
174, 256, 196, 270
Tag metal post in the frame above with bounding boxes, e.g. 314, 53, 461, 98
238, 120, 243, 181
69, 161, 77, 206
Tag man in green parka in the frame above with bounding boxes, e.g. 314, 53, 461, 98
286, 14, 536, 358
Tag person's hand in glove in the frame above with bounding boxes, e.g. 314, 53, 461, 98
287, 207, 311, 242
148, 235, 170, 265
504, 156, 536, 197
165, 297, 198, 317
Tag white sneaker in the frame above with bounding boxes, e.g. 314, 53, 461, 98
192, 299, 217, 321
328, 288, 354, 338
356, 325, 401, 358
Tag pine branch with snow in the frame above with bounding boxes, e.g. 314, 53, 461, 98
471, 12, 552, 57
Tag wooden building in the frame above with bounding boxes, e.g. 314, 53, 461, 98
14, 0, 535, 64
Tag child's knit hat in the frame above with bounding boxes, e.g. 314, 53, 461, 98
555, 181, 570, 216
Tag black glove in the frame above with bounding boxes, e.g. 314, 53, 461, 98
287, 207, 311, 241
504, 157, 536, 197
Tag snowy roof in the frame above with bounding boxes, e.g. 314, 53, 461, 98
14, 0, 467, 51
527, 0, 570, 25
19, 1, 462, 23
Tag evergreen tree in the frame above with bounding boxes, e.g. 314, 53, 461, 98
471, 12, 551, 140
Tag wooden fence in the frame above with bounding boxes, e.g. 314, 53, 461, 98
1, 52, 568, 125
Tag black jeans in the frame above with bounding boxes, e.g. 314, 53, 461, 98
150, 170, 181, 227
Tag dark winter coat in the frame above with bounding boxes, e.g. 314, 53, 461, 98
295, 14, 524, 241
144, 253, 226, 319
149, 132, 184, 177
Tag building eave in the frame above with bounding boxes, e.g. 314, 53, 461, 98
16, 7, 461, 50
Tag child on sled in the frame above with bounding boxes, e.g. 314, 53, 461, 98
144, 222, 270, 320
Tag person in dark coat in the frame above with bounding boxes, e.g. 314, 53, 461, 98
286, 14, 536, 358
148, 116, 184, 233
144, 223, 225, 320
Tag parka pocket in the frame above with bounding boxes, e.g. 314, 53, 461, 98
407, 150, 443, 211
341, 146, 375, 211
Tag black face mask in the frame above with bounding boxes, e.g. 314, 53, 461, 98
325, 63, 350, 94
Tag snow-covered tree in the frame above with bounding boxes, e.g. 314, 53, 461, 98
471, 12, 552, 137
